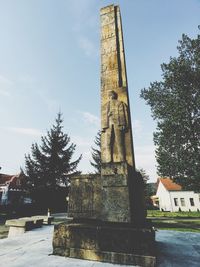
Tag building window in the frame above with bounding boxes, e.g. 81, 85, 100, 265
180, 198, 185, 206
190, 198, 194, 206
174, 198, 178, 206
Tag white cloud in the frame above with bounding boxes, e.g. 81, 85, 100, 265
0, 73, 36, 97
81, 111, 100, 127
0, 75, 13, 85
134, 145, 157, 182
73, 135, 92, 147
65, 1, 98, 59
0, 89, 10, 97
37, 90, 59, 111
78, 150, 94, 174
67, 0, 96, 29
18, 74, 35, 84
71, 135, 94, 174
78, 36, 97, 58
0, 75, 13, 97
2, 127, 43, 137
132, 119, 142, 134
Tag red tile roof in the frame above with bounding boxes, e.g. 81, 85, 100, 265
0, 174, 14, 185
0, 173, 24, 189
159, 178, 182, 191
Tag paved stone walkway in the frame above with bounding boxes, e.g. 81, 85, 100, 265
0, 226, 199, 266
156, 229, 200, 266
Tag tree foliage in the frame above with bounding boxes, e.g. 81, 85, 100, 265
24, 112, 82, 209
141, 32, 200, 191
137, 168, 149, 184
90, 131, 101, 174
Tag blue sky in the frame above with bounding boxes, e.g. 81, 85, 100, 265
0, 0, 199, 182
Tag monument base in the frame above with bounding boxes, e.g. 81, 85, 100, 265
53, 221, 156, 267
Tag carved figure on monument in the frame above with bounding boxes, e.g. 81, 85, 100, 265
102, 90, 128, 162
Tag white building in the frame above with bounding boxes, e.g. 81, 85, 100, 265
155, 178, 200, 212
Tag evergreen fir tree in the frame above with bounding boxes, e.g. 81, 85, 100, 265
24, 112, 82, 209
90, 131, 101, 174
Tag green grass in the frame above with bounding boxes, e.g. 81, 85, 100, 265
151, 218, 200, 233
52, 218, 67, 225
147, 210, 200, 218
147, 210, 200, 232
0, 224, 9, 239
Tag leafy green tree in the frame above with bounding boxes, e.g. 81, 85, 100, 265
24, 112, 82, 210
137, 168, 153, 208
141, 32, 200, 191
90, 131, 101, 174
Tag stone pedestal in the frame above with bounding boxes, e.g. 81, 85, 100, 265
101, 162, 146, 224
52, 172, 156, 266
53, 221, 156, 267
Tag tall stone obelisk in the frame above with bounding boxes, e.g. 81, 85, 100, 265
100, 5, 145, 224
101, 5, 135, 166
53, 5, 156, 266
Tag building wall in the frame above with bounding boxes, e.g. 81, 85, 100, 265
156, 180, 200, 212
0, 185, 9, 205
156, 182, 172, 211
169, 191, 200, 212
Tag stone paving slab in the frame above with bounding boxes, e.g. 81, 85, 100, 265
0, 226, 199, 267
156, 230, 200, 267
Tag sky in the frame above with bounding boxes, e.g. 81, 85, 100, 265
0, 0, 199, 182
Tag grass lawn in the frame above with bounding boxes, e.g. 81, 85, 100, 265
0, 223, 9, 239
147, 210, 200, 218
152, 219, 200, 232
147, 210, 200, 232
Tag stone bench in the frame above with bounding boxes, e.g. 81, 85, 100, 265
31, 216, 54, 225
20, 217, 44, 228
5, 216, 44, 238
5, 218, 35, 238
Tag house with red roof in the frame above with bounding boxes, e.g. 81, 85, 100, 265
0, 171, 28, 205
153, 178, 200, 212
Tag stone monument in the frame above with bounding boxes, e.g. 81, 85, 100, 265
53, 5, 156, 266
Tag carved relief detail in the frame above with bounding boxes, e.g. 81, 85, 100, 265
102, 91, 128, 163
68, 180, 94, 214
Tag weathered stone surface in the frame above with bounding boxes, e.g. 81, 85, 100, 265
99, 4, 146, 224
67, 174, 102, 220
6, 219, 27, 227
6, 218, 34, 229
100, 5, 135, 167
69, 249, 156, 267
7, 226, 26, 238
6, 218, 35, 238
101, 162, 146, 224
20, 217, 43, 228
31, 216, 54, 225
66, 167, 146, 224
53, 222, 156, 266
